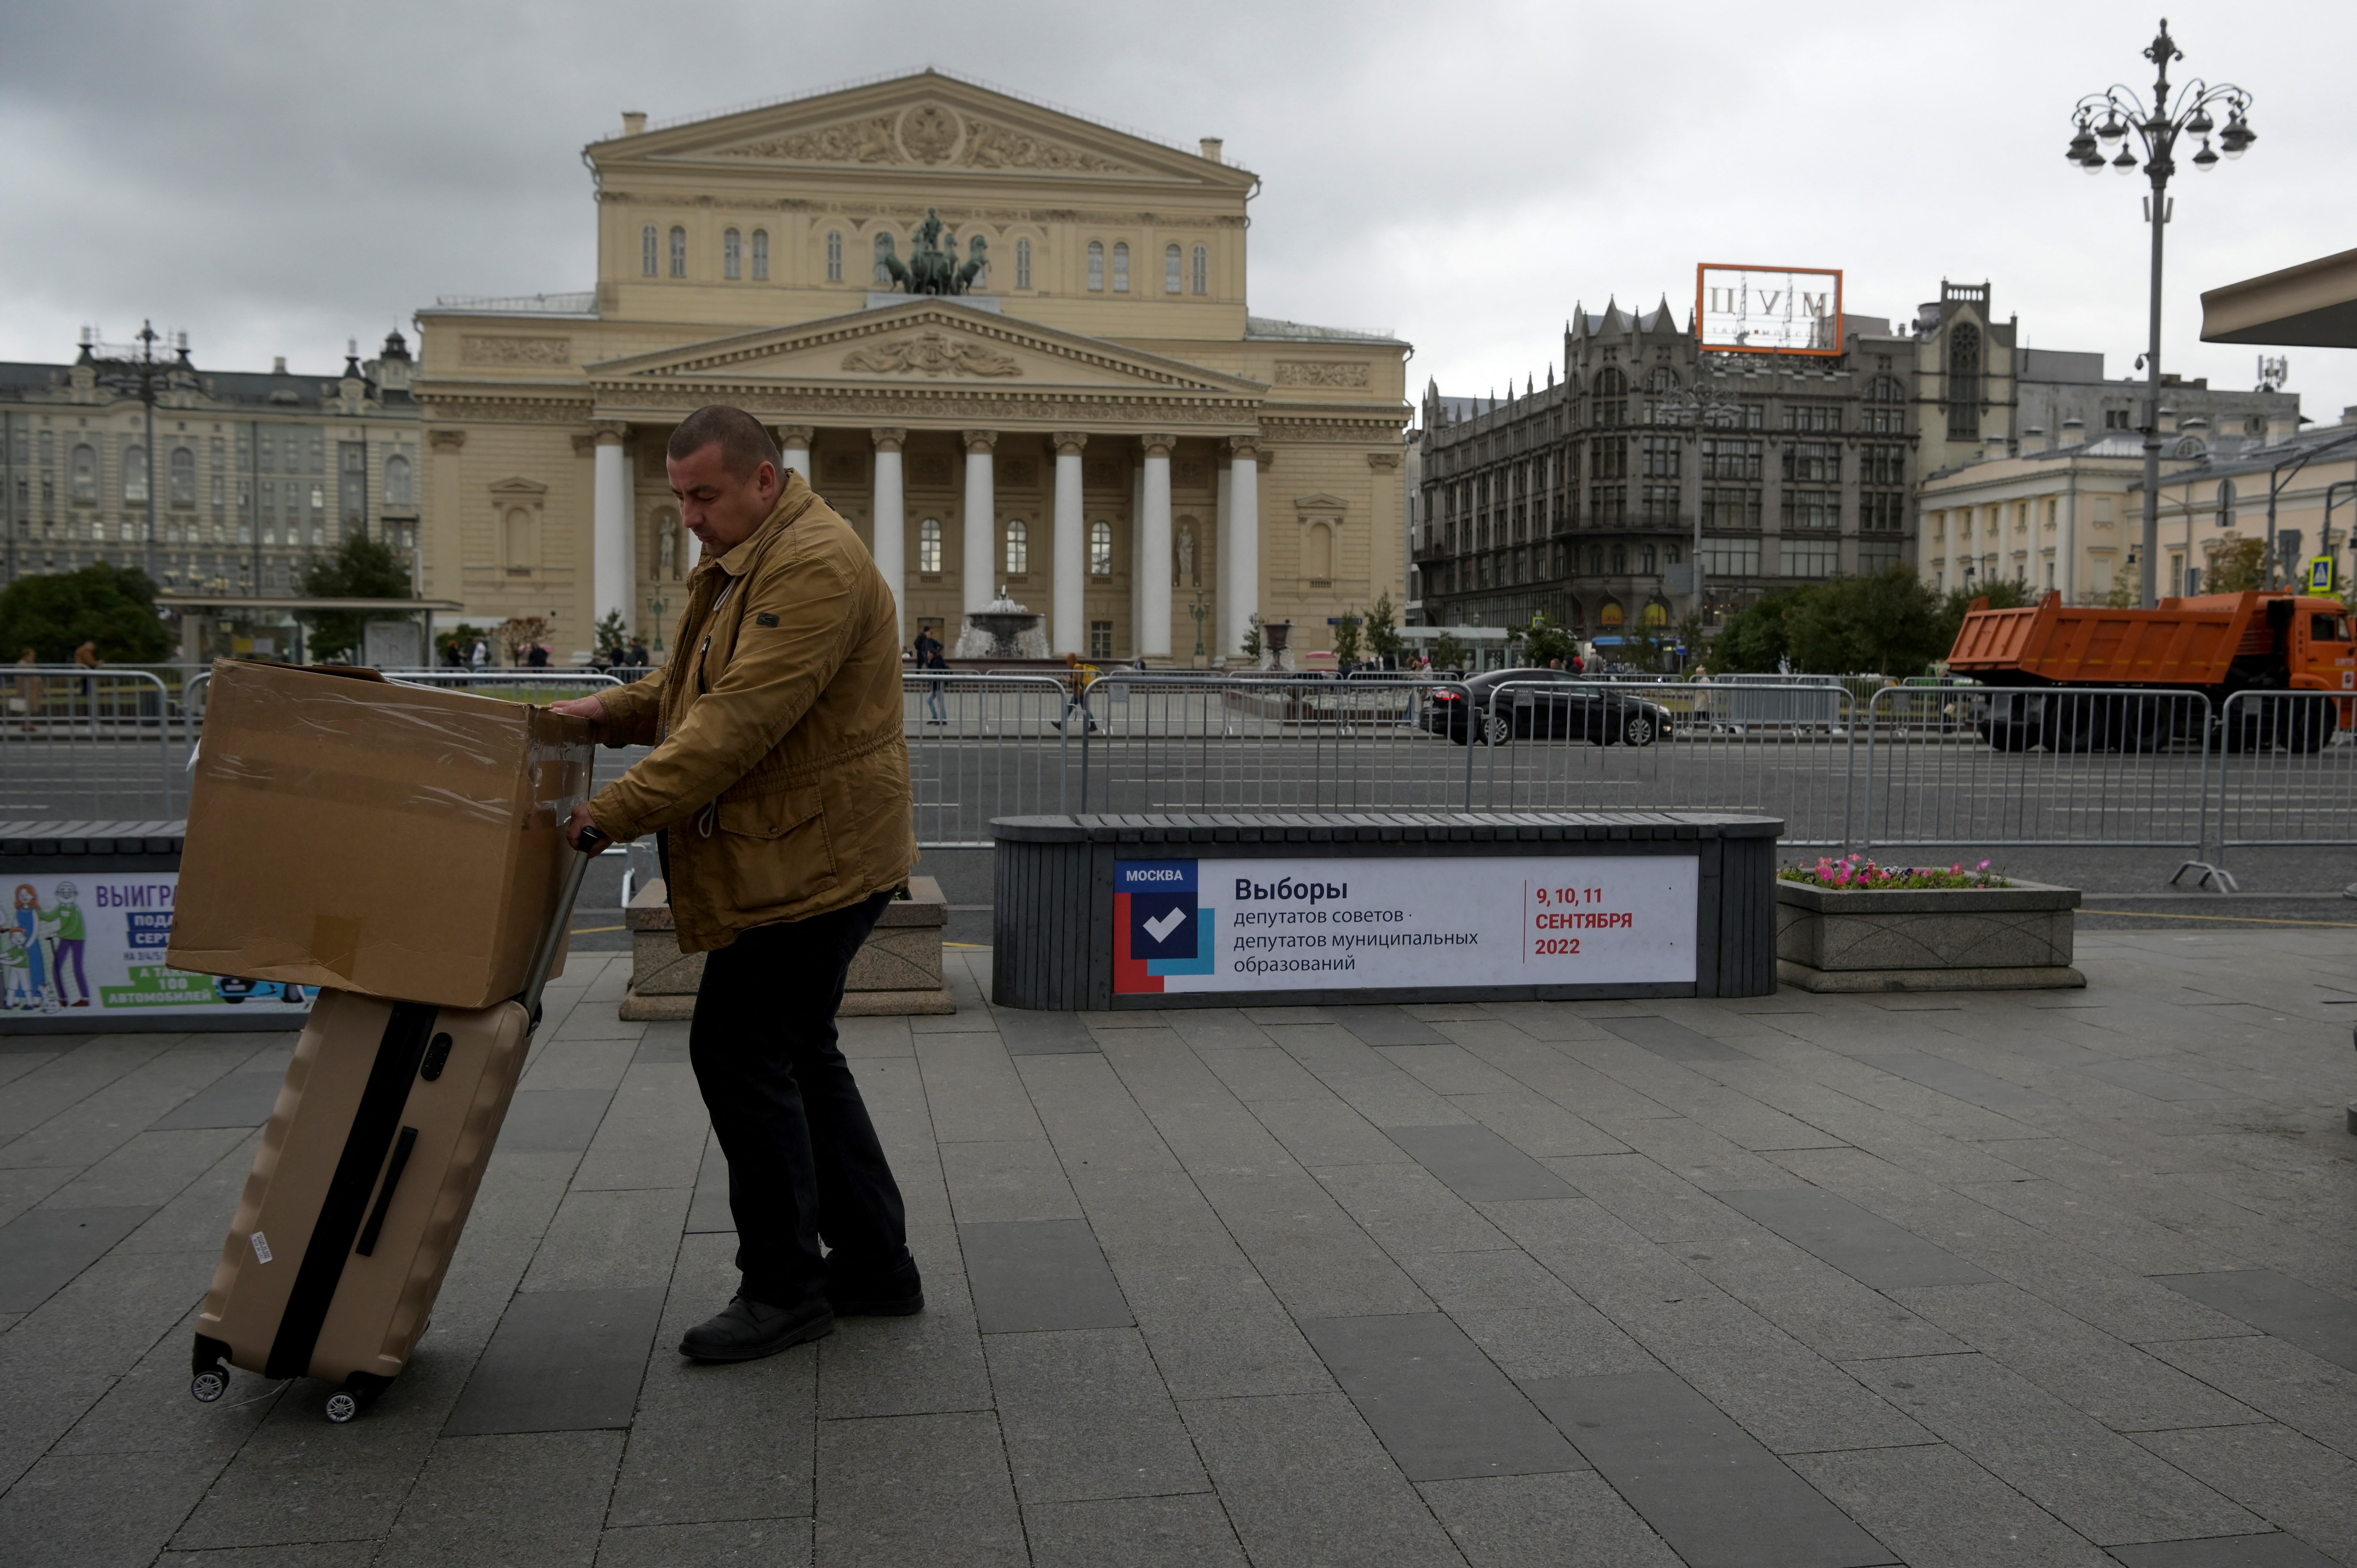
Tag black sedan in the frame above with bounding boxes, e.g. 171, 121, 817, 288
1422, 670, 1668, 746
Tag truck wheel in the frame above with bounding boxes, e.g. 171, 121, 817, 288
1985, 719, 2039, 753
2284, 698, 2335, 754
2223, 704, 2272, 754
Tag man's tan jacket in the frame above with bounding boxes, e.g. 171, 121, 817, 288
587, 471, 917, 953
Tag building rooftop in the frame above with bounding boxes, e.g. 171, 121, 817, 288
1244, 315, 1405, 347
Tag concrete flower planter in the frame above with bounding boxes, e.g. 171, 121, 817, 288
1775, 877, 2083, 993
619, 875, 955, 1020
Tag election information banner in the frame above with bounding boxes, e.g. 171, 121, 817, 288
1113, 855, 1698, 996
2, 870, 313, 1021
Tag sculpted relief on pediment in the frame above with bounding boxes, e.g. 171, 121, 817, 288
710, 101, 1140, 175
840, 332, 1021, 378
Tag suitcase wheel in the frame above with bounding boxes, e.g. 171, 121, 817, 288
190, 1334, 233, 1405
324, 1372, 393, 1424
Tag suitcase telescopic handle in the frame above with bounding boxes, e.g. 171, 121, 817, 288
520, 823, 610, 1018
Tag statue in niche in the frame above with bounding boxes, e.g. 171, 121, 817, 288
657, 518, 678, 580
1174, 523, 1196, 587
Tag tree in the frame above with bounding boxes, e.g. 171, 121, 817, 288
1782, 567, 1950, 678
1712, 588, 1803, 673
1429, 632, 1470, 674
500, 616, 553, 664
299, 534, 413, 663
1513, 612, 1580, 667
0, 562, 172, 664
1364, 591, 1403, 663
593, 610, 628, 658
1331, 609, 1364, 665
2204, 533, 2266, 594
1241, 613, 1264, 662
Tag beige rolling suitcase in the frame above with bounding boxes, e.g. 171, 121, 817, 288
189, 834, 602, 1422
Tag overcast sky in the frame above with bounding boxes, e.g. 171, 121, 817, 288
2, 1, 2347, 425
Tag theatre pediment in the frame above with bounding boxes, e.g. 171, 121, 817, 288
588, 70, 1250, 190
587, 302, 1262, 400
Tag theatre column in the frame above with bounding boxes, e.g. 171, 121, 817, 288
1140, 435, 1175, 659
777, 424, 813, 481
963, 431, 996, 615
591, 422, 630, 638
1223, 434, 1260, 658
1052, 432, 1087, 655
870, 428, 906, 648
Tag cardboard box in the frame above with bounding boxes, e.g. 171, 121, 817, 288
168, 662, 595, 1009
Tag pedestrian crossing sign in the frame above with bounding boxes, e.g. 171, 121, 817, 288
2306, 557, 2335, 594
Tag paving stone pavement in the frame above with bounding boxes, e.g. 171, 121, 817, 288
1, 929, 2354, 1566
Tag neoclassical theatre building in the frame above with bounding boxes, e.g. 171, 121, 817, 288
414, 72, 1411, 662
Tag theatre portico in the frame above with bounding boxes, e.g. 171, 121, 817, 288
413, 71, 1410, 663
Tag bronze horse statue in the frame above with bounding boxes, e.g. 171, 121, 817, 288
878, 209, 989, 296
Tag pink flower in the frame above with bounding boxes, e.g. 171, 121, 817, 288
1977, 859, 1991, 871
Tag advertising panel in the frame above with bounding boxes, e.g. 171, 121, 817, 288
3, 871, 313, 1021
1113, 855, 1698, 996
1696, 264, 1844, 355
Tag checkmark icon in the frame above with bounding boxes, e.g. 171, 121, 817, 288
1142, 908, 1186, 943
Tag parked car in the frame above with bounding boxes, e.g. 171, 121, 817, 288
1422, 668, 1668, 747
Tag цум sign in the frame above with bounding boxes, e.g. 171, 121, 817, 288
1696, 264, 1844, 356
1113, 856, 1698, 996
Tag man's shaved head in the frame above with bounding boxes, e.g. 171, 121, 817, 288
667, 404, 780, 479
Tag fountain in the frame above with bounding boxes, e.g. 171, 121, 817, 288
953, 588, 1050, 661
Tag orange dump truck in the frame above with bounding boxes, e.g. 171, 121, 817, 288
1945, 590, 2356, 751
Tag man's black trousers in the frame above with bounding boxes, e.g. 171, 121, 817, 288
688, 889, 909, 1309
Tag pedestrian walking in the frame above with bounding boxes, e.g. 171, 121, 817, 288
526, 643, 551, 669
468, 637, 489, 670
72, 641, 98, 669
552, 405, 921, 1363
13, 648, 43, 734
912, 625, 947, 723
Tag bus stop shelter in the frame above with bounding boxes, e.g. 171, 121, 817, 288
154, 595, 467, 667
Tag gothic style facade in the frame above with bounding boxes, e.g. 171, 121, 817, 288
415, 71, 1410, 662
1416, 300, 1920, 640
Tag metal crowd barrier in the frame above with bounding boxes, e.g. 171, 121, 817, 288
2209, 690, 2357, 869
0, 667, 179, 819
904, 673, 1072, 846
1078, 674, 1472, 818
1468, 680, 1860, 846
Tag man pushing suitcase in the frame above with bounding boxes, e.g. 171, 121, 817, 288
552, 404, 922, 1362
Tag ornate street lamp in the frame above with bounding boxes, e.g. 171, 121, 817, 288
1189, 587, 1209, 666
81, 321, 192, 586
644, 591, 669, 656
2066, 19, 2255, 607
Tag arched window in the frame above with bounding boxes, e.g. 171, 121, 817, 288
1642, 600, 1670, 629
1599, 599, 1625, 629
1304, 521, 1333, 580
1610, 543, 1627, 574
123, 445, 148, 504
874, 232, 896, 285
642, 225, 658, 277
1087, 241, 1104, 292
723, 228, 742, 279
169, 448, 196, 507
503, 507, 535, 572
1111, 242, 1130, 292
1089, 520, 1112, 575
384, 454, 412, 507
1640, 543, 1656, 574
1191, 244, 1208, 295
919, 517, 943, 574
669, 225, 687, 278
1165, 244, 1182, 295
826, 230, 843, 283
2175, 436, 2207, 459
751, 229, 769, 280
1665, 543, 1682, 565
1947, 322, 1982, 439
1015, 238, 1033, 290
1005, 519, 1029, 577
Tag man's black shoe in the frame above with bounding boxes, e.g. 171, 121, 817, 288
678, 1295, 834, 1362
827, 1257, 925, 1317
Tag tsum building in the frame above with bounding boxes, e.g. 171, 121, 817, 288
413, 71, 1411, 663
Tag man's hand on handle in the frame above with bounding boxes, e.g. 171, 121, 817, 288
564, 803, 611, 854
549, 694, 609, 745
